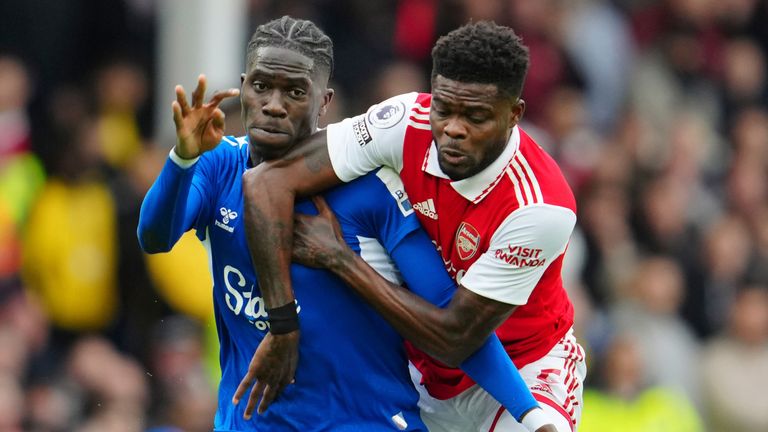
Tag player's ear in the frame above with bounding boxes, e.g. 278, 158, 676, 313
509, 98, 525, 126
320, 88, 335, 117
240, 73, 246, 86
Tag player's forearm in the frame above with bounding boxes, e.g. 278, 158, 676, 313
242, 130, 341, 308
137, 157, 197, 253
243, 165, 297, 309
328, 250, 482, 366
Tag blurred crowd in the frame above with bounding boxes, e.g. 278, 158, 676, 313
1, 0, 768, 431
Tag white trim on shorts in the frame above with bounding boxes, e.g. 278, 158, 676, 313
410, 328, 587, 432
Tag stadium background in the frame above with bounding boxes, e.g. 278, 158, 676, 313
1, 0, 768, 430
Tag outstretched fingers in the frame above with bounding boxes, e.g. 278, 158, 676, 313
207, 88, 240, 109
244, 380, 267, 420
171, 100, 184, 132
258, 384, 281, 415
175, 85, 191, 115
191, 74, 207, 108
232, 370, 254, 406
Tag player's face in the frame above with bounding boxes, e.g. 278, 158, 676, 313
241, 46, 333, 162
430, 74, 524, 180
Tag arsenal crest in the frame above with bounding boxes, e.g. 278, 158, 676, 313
455, 222, 480, 261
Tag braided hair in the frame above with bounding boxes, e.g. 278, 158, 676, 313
432, 21, 529, 99
246, 16, 334, 79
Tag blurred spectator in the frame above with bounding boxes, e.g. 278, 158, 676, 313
0, 57, 45, 281
718, 38, 768, 129
608, 256, 701, 406
94, 59, 148, 171
579, 180, 638, 307
368, 60, 429, 107
0, 56, 45, 227
3, 0, 768, 428
632, 175, 701, 276
535, 85, 605, 191
24, 378, 82, 432
580, 334, 703, 432
628, 25, 721, 163
0, 373, 23, 432
109, 144, 175, 362
21, 112, 119, 334
314, 0, 399, 113
687, 213, 753, 337
701, 285, 768, 432
726, 156, 767, 218
507, 0, 585, 126
729, 107, 768, 167
561, 0, 634, 132
393, 0, 439, 64
67, 336, 149, 431
0, 276, 50, 368
146, 316, 216, 432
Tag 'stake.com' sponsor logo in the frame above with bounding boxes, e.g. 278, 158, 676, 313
223, 265, 301, 331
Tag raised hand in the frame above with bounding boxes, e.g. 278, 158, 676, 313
292, 196, 349, 269
172, 74, 239, 159
232, 330, 299, 418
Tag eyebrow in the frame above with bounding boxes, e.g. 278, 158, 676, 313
249, 70, 312, 85
432, 96, 494, 111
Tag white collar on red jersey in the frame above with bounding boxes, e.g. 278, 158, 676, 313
424, 126, 520, 204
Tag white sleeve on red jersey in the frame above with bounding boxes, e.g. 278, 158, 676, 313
326, 92, 419, 182
460, 204, 576, 305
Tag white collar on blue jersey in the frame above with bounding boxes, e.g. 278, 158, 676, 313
423, 125, 521, 204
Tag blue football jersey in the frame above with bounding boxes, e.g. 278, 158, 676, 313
140, 136, 437, 431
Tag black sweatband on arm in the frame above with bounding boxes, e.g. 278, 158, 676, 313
267, 301, 300, 334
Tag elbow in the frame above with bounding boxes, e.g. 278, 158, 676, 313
241, 164, 262, 199
137, 228, 173, 254
429, 329, 480, 368
431, 351, 468, 369
242, 161, 282, 200
440, 343, 477, 369
437, 354, 464, 369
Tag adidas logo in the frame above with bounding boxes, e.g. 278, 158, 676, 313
413, 198, 438, 220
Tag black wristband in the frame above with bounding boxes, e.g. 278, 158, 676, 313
267, 301, 299, 335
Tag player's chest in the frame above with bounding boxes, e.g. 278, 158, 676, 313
208, 188, 245, 242
402, 176, 500, 277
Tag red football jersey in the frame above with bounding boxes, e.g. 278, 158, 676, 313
328, 92, 577, 399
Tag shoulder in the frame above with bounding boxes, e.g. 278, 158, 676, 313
361, 92, 433, 132
199, 136, 248, 165
491, 204, 576, 247
212, 135, 248, 156
330, 167, 413, 217
503, 128, 576, 211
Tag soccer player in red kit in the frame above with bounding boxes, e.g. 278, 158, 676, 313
238, 21, 586, 432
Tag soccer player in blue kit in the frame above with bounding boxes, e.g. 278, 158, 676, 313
138, 16, 541, 431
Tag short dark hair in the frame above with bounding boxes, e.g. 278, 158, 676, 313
432, 21, 529, 99
246, 16, 334, 79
